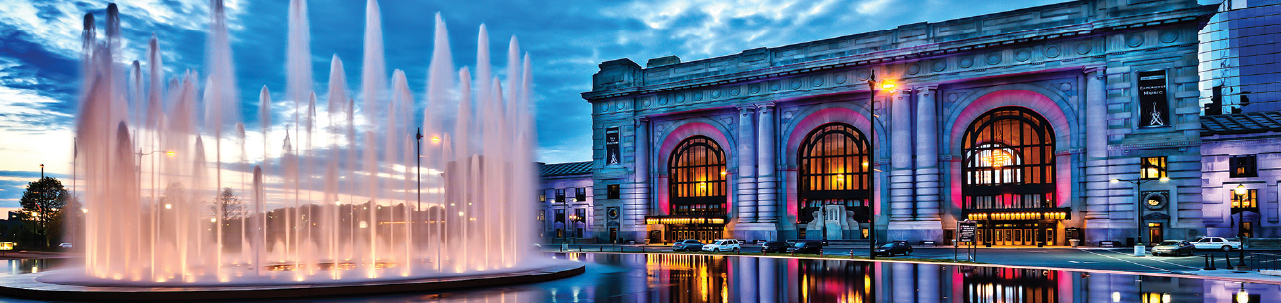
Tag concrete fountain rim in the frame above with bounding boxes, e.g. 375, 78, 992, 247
0, 261, 584, 301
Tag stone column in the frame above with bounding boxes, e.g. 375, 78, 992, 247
756, 102, 777, 223
1084, 68, 1110, 222
737, 106, 758, 223
889, 91, 914, 222
625, 117, 650, 240
915, 87, 941, 221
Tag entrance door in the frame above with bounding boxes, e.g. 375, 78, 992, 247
1148, 222, 1164, 245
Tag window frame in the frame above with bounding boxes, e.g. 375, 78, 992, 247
607, 184, 621, 199
797, 122, 871, 224
1229, 155, 1258, 178
1231, 188, 1258, 211
667, 136, 728, 216
1140, 156, 1167, 180
960, 106, 1057, 211
575, 187, 587, 202
555, 188, 566, 202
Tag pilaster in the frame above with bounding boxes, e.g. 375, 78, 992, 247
914, 86, 941, 221
755, 102, 777, 224
736, 105, 757, 223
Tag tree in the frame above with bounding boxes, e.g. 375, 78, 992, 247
18, 177, 70, 248
210, 188, 244, 252
210, 187, 245, 222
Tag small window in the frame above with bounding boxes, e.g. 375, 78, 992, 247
607, 184, 621, 199
1140, 157, 1166, 180
1231, 188, 1258, 209
575, 187, 587, 202
555, 189, 566, 202
539, 192, 546, 202
1230, 155, 1258, 178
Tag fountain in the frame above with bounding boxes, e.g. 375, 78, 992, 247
0, 1, 578, 300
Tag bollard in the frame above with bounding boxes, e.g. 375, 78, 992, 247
1205, 254, 1216, 270
1225, 253, 1234, 268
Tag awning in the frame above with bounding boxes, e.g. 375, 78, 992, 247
644, 215, 726, 225
963, 208, 1071, 221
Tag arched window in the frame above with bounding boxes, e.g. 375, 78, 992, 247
961, 107, 1055, 210
798, 123, 871, 223
668, 136, 727, 216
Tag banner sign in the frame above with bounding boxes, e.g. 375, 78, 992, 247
605, 126, 621, 165
1138, 70, 1169, 127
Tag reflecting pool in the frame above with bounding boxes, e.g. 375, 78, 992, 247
3, 254, 1277, 302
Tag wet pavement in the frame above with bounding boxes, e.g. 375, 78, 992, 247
1, 254, 1277, 302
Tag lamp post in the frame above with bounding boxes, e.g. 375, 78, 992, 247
860, 70, 894, 259
1111, 176, 1168, 256
1234, 184, 1249, 270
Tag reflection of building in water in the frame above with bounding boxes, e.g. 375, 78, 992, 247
961, 267, 1058, 302
792, 259, 873, 303
646, 254, 730, 302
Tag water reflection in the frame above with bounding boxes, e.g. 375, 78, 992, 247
0, 259, 65, 277
3, 255, 1279, 302
550, 253, 1277, 303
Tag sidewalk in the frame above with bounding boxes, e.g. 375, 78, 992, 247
1177, 269, 1281, 284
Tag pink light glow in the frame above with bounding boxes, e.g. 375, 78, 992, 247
945, 90, 1073, 210
655, 122, 732, 214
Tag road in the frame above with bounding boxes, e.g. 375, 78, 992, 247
543, 243, 1281, 274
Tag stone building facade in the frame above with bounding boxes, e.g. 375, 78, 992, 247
582, 0, 1216, 245
537, 161, 596, 242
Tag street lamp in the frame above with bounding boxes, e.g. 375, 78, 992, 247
1111, 176, 1168, 256
1234, 184, 1249, 270
859, 70, 892, 259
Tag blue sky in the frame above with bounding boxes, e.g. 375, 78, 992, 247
0, 0, 1219, 211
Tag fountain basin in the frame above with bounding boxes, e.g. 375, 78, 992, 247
0, 262, 583, 301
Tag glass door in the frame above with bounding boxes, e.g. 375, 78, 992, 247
1148, 222, 1164, 245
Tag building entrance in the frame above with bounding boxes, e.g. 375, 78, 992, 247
977, 221, 1058, 246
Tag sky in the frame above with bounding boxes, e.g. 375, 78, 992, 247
0, 0, 1221, 212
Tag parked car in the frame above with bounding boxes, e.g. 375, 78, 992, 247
874, 241, 913, 256
57, 243, 73, 249
702, 239, 742, 252
672, 239, 704, 252
1192, 237, 1241, 251
761, 241, 789, 253
787, 241, 824, 254
1151, 240, 1194, 256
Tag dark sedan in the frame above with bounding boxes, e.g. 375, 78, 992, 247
787, 241, 824, 254
1151, 240, 1194, 256
761, 241, 789, 253
672, 239, 704, 252
874, 242, 913, 256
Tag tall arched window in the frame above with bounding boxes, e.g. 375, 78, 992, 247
961, 107, 1056, 210
668, 136, 728, 216
798, 123, 871, 223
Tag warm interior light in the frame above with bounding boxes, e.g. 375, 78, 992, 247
1159, 177, 1169, 182
984, 150, 1011, 168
